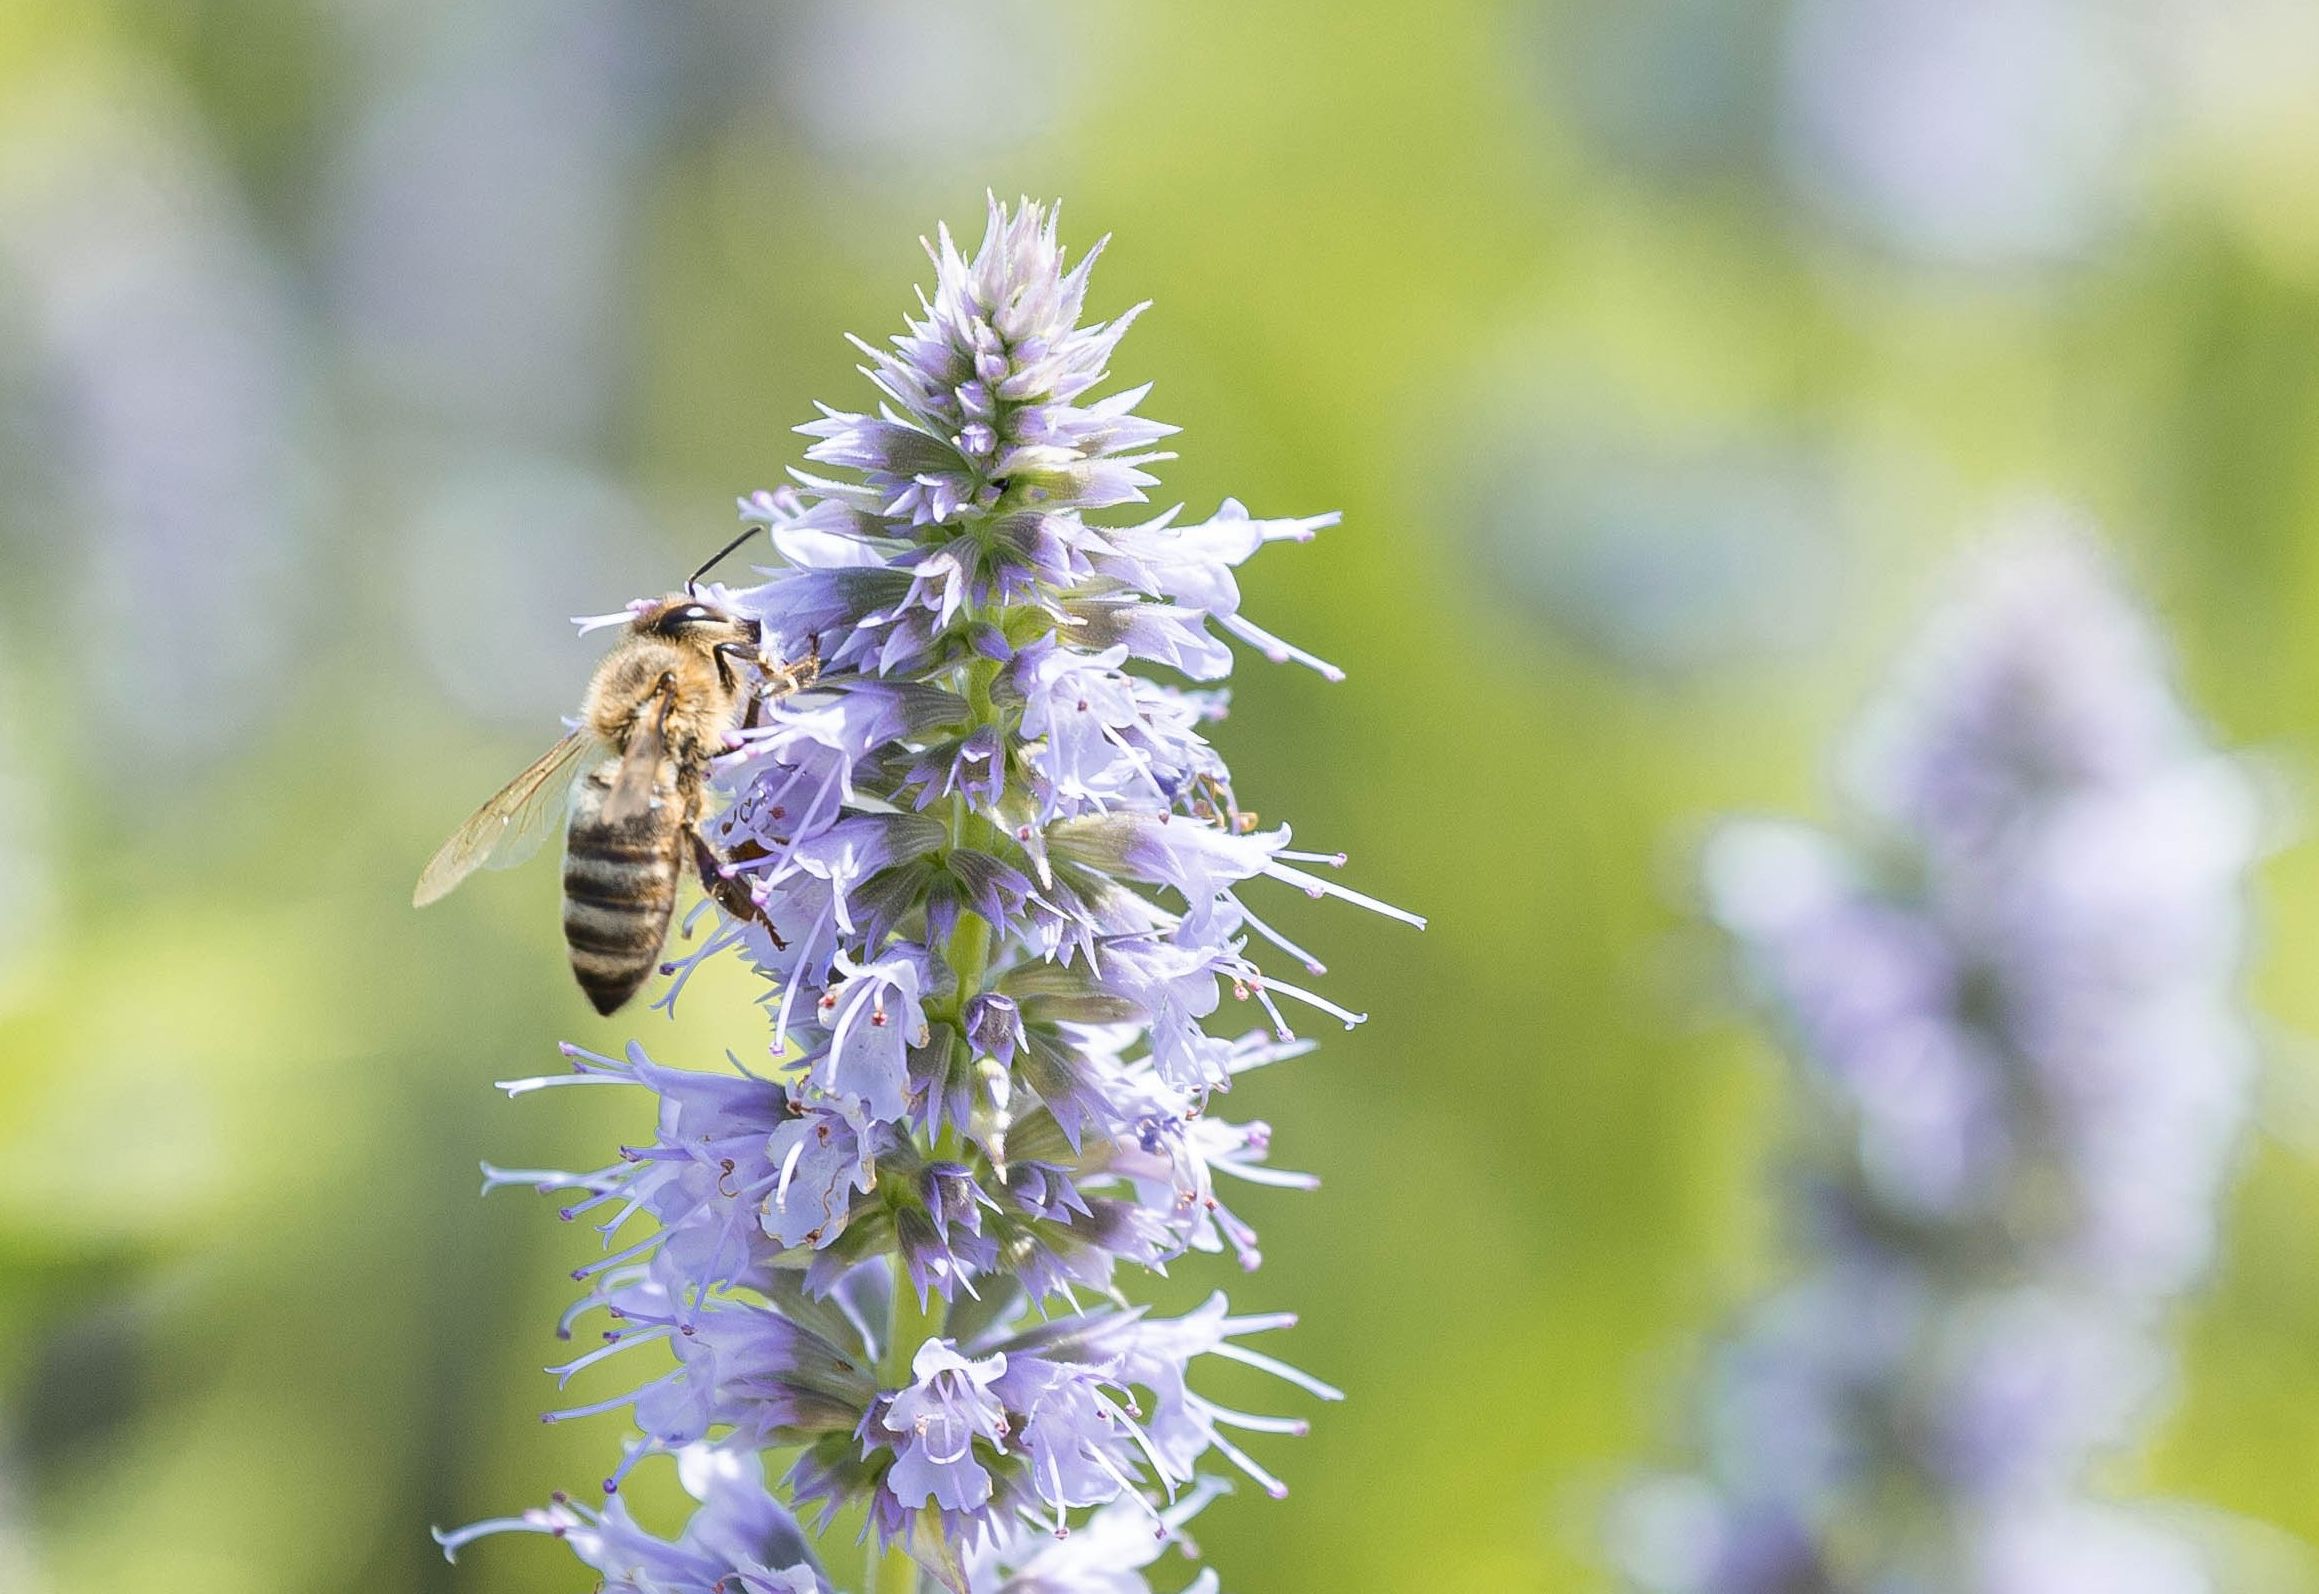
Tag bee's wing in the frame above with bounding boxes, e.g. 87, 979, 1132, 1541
600, 687, 672, 827
413, 731, 603, 907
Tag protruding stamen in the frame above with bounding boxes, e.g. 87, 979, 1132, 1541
1261, 861, 1425, 929
1208, 1341, 1344, 1402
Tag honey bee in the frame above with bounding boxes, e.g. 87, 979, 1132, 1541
414, 531, 817, 1014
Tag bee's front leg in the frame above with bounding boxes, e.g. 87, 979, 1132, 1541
754, 637, 821, 702
713, 640, 760, 699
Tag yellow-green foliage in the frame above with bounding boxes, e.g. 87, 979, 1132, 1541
5, 3, 2319, 1591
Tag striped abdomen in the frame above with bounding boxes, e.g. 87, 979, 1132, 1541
562, 764, 682, 1015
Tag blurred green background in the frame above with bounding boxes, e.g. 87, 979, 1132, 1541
5, 2, 2319, 1590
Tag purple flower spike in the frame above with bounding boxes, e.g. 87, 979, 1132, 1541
1617, 516, 2266, 1593
444, 198, 1416, 1593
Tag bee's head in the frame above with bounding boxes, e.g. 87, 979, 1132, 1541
605, 530, 770, 646
637, 594, 756, 644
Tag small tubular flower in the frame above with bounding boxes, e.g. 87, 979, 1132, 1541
446, 197, 1419, 1593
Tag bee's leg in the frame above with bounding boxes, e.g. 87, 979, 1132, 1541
712, 641, 750, 698
714, 641, 807, 734
603, 675, 679, 824
628, 673, 680, 754
789, 638, 822, 693
638, 672, 677, 723
692, 825, 786, 949
736, 659, 769, 736
751, 637, 822, 702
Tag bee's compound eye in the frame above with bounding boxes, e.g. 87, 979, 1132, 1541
654, 603, 719, 634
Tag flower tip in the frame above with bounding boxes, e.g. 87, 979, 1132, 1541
1265, 1482, 1290, 1500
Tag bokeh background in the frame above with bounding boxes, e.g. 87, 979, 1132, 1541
5, 2, 2319, 1590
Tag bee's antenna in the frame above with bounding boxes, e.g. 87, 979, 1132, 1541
686, 526, 764, 599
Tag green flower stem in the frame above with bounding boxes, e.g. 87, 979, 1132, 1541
937, 644, 1006, 1023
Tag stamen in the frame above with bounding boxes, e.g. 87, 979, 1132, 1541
546, 1324, 672, 1387
1217, 611, 1345, 682
1204, 1426, 1290, 1499
1089, 1451, 1165, 1525
1208, 1341, 1344, 1402
603, 1441, 655, 1494
773, 1134, 808, 1209
570, 1229, 665, 1280
433, 1515, 553, 1559
1247, 972, 1366, 1030
1237, 902, 1327, 976
1219, 1309, 1298, 1334
1195, 1395, 1309, 1436
1261, 861, 1425, 928
542, 1369, 675, 1424
1212, 1158, 1318, 1192
494, 1073, 631, 1097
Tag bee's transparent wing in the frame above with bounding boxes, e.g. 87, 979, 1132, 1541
413, 732, 603, 907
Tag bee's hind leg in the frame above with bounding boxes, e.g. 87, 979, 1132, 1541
692, 826, 786, 950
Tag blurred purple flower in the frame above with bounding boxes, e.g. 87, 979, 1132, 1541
1619, 518, 2263, 1591
1780, 0, 2162, 269
454, 198, 1418, 1591
765, 2, 1076, 175
0, 70, 308, 763
324, 0, 667, 450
